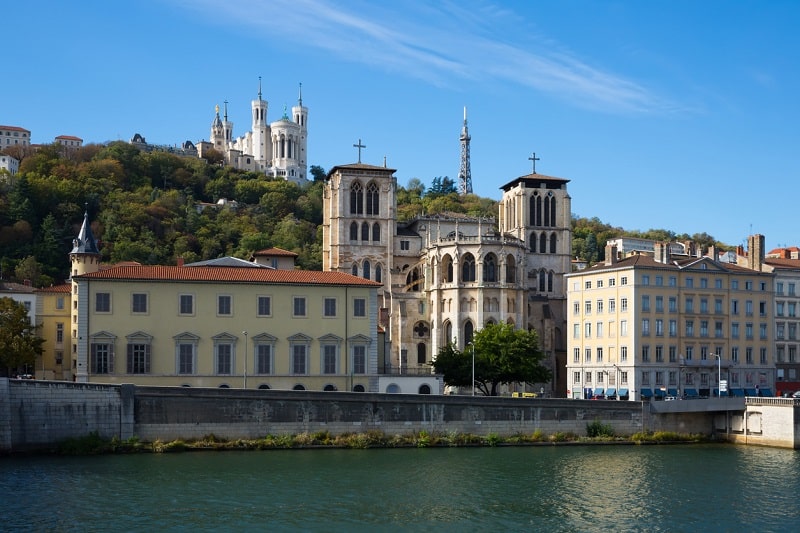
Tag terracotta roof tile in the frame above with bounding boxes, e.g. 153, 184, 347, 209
252, 247, 298, 257
0, 125, 31, 133
36, 284, 72, 293
75, 265, 382, 286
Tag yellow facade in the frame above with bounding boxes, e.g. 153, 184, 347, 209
35, 284, 72, 381
566, 248, 775, 400
73, 266, 380, 392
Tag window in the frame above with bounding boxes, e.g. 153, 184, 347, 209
573, 302, 580, 315
573, 348, 580, 363
700, 278, 708, 289
609, 299, 616, 312
745, 281, 753, 291
655, 296, 663, 313
218, 295, 232, 316
732, 323, 740, 338
609, 278, 616, 287
777, 302, 784, 316
461, 254, 476, 282
216, 343, 233, 374
95, 292, 111, 313
669, 297, 677, 313
732, 280, 739, 290
759, 323, 767, 340
686, 346, 693, 360
642, 275, 650, 286
759, 301, 767, 317
573, 371, 581, 384
642, 346, 650, 363
584, 322, 592, 338
669, 276, 677, 287
256, 344, 273, 374
293, 297, 307, 317
322, 344, 337, 374
585, 300, 592, 314
400, 240, 410, 251
366, 182, 379, 215
91, 342, 113, 374
700, 298, 709, 313
745, 323, 753, 339
597, 300, 604, 313
292, 344, 308, 374
642, 319, 650, 336
179, 294, 194, 315
715, 299, 723, 314
731, 300, 739, 315
361, 222, 369, 241
715, 279, 723, 289
596, 347, 603, 362
620, 320, 627, 336
257, 296, 271, 316
127, 343, 151, 374
686, 320, 694, 336
56, 323, 64, 343
790, 283, 796, 296
669, 346, 677, 362
132, 293, 148, 313
621, 346, 628, 362
585, 348, 591, 362
353, 298, 366, 317
746, 301, 753, 316
746, 348, 753, 365
597, 280, 604, 288
655, 319, 664, 336
353, 345, 366, 374
324, 298, 337, 317
175, 335, 198, 374
596, 322, 603, 338
777, 282, 784, 295
716, 322, 724, 338
642, 295, 650, 312
686, 277, 694, 288
620, 277, 627, 285
700, 320, 709, 337
56, 296, 65, 310
350, 222, 358, 241
655, 276, 663, 286
685, 298, 694, 313
621, 298, 628, 312
350, 181, 363, 214
760, 348, 767, 364
585, 281, 592, 289
573, 324, 580, 338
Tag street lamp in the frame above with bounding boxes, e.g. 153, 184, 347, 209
469, 341, 475, 397
714, 353, 722, 397
242, 330, 248, 389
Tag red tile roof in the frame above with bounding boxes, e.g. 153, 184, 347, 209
36, 284, 72, 293
75, 265, 382, 286
252, 247, 298, 257
55, 135, 83, 141
0, 125, 30, 133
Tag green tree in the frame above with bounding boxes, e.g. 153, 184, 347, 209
310, 165, 327, 182
433, 323, 551, 396
0, 297, 44, 377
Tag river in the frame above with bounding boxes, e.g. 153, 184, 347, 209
2, 444, 797, 531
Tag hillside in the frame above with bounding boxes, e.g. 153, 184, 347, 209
0, 142, 727, 287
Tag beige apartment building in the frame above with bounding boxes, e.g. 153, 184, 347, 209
34, 283, 72, 380
566, 241, 775, 401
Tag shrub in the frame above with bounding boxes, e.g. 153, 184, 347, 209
586, 419, 615, 438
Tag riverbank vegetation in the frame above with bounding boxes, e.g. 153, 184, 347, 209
51, 429, 711, 455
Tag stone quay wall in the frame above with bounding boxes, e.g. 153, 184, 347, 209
2, 378, 718, 452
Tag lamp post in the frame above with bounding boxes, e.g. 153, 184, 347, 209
714, 353, 721, 397
242, 330, 248, 389
470, 342, 475, 397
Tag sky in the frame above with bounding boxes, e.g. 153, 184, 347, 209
5, 1, 800, 250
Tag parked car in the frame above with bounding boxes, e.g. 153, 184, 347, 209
792, 391, 800, 398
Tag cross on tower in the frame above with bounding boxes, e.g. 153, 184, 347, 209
353, 138, 366, 163
528, 152, 540, 174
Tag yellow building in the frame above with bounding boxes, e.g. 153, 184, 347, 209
73, 264, 383, 391
34, 284, 72, 380
566, 241, 775, 400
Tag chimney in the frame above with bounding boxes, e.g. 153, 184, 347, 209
708, 245, 717, 261
604, 245, 618, 266
747, 234, 765, 272
177, 257, 185, 267
654, 242, 670, 264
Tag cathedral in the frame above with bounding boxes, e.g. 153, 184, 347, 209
197, 79, 308, 184
322, 118, 572, 396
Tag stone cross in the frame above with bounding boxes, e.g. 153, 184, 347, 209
353, 139, 366, 163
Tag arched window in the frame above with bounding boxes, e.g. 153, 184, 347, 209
375, 264, 382, 283
353, 384, 365, 392
539, 269, 546, 292
461, 253, 476, 282
293, 384, 305, 390
548, 271, 554, 292
505, 254, 516, 283
258, 384, 270, 390
366, 182, 380, 215
324, 384, 337, 391
534, 193, 542, 226
361, 222, 369, 241
548, 193, 556, 226
352, 263, 358, 276
443, 321, 453, 345
550, 233, 557, 254
544, 193, 551, 227
442, 255, 454, 283
363, 260, 371, 280
350, 181, 363, 214
483, 254, 497, 282
419, 384, 431, 394
529, 196, 536, 227
417, 343, 426, 364
372, 222, 380, 241
407, 267, 420, 291
530, 232, 537, 252
539, 233, 547, 253
350, 221, 358, 241
464, 320, 474, 345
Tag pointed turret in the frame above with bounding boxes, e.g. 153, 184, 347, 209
70, 208, 101, 279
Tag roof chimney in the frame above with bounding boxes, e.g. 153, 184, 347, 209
604, 244, 618, 266
177, 257, 185, 267
654, 242, 670, 264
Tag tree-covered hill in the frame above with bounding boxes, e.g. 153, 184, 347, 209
0, 142, 729, 287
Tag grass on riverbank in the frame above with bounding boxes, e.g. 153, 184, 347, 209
52, 428, 711, 455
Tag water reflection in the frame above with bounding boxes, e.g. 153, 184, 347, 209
2, 445, 799, 531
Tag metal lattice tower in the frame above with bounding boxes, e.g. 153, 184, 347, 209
458, 106, 472, 195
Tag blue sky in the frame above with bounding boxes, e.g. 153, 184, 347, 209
5, 1, 799, 250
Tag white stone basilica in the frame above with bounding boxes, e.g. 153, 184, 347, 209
197, 79, 308, 184
322, 155, 572, 395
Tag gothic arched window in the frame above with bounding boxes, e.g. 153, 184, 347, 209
363, 260, 371, 280
361, 222, 370, 241
505, 254, 516, 283
442, 254, 454, 283
539, 269, 546, 292
375, 264, 382, 283
366, 182, 380, 215
464, 320, 474, 345
443, 321, 453, 345
350, 181, 363, 214
550, 233, 557, 254
352, 263, 358, 276
372, 222, 380, 242
350, 221, 358, 241
461, 254, 476, 282
483, 253, 497, 282
548, 271, 554, 292
548, 193, 556, 226
539, 233, 547, 253
417, 343, 427, 364
530, 232, 537, 252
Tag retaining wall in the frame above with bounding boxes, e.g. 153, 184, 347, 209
1, 379, 721, 452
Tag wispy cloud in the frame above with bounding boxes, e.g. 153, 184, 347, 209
175, 0, 671, 113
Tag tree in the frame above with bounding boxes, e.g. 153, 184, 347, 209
310, 165, 327, 182
0, 297, 44, 377
432, 323, 551, 396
